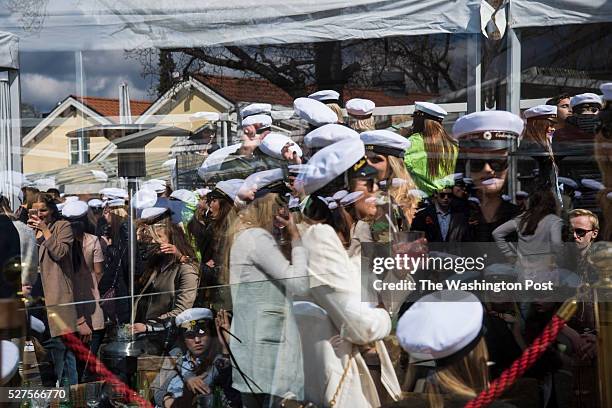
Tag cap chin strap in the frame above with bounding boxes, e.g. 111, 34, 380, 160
412, 324, 486, 369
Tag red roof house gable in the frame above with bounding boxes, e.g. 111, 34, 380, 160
70, 95, 153, 121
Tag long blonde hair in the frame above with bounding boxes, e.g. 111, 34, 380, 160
222, 194, 282, 284
424, 338, 490, 408
349, 116, 376, 132
423, 119, 458, 179
327, 103, 344, 123
387, 156, 420, 222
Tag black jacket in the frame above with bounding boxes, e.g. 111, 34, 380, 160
411, 204, 472, 243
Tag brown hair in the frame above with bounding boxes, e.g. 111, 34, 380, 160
423, 119, 458, 179
32, 193, 60, 223
519, 189, 559, 236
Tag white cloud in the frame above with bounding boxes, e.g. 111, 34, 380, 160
21, 74, 75, 111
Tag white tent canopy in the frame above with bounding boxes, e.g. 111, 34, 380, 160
0, 0, 483, 51
510, 0, 612, 28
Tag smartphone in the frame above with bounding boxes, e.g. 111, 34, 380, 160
28, 208, 38, 219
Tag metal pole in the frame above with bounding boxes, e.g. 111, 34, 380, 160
467, 33, 482, 114
128, 180, 137, 333
75, 51, 86, 164
589, 242, 612, 408
505, 27, 521, 200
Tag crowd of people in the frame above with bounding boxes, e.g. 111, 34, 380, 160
0, 83, 611, 408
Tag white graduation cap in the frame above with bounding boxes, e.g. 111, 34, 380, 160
360, 129, 411, 157
61, 200, 89, 219
197, 143, 241, 182
139, 207, 169, 222
397, 291, 483, 366
212, 179, 245, 203
0, 340, 19, 385
33, 178, 56, 191
524, 105, 557, 119
294, 138, 365, 195
170, 189, 197, 206
30, 315, 46, 334
191, 111, 220, 122
175, 308, 214, 332
558, 177, 578, 190
570, 93, 602, 108
242, 114, 272, 128
303, 123, 359, 149
64, 196, 79, 203
100, 187, 128, 200
106, 198, 126, 208
346, 98, 375, 117
88, 198, 104, 208
308, 90, 340, 104
142, 179, 166, 194
195, 188, 211, 198
293, 97, 338, 127
501, 194, 511, 202
581, 178, 604, 191
415, 101, 447, 120
601, 83, 612, 102
240, 168, 285, 199
240, 103, 272, 119
452, 110, 524, 139
133, 188, 158, 210
259, 132, 302, 160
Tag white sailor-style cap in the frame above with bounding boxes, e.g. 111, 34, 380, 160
397, 290, 484, 366
198, 143, 241, 182
515, 191, 529, 199
1, 340, 19, 385
100, 187, 128, 200
415, 101, 447, 120
240, 103, 272, 119
601, 83, 612, 102
142, 179, 166, 194
106, 198, 126, 208
209, 179, 244, 203
558, 177, 578, 190
294, 97, 338, 127
61, 200, 89, 219
360, 130, 411, 157
501, 194, 511, 202
195, 188, 210, 198
453, 110, 524, 149
170, 189, 197, 206
88, 198, 104, 208
30, 315, 46, 334
139, 207, 170, 223
524, 105, 557, 119
308, 90, 341, 104
570, 93, 602, 108
581, 178, 604, 191
133, 188, 158, 210
175, 308, 214, 332
346, 98, 375, 118
304, 123, 359, 149
259, 132, 303, 160
64, 196, 79, 203
242, 113, 273, 128
295, 138, 365, 195
240, 168, 288, 200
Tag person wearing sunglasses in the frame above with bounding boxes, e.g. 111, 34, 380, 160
411, 186, 472, 244
152, 308, 239, 408
515, 105, 562, 205
567, 209, 599, 280
453, 110, 524, 248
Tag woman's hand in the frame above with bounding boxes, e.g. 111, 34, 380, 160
276, 212, 299, 241
185, 376, 211, 395
160, 243, 182, 259
77, 320, 92, 343
21, 285, 32, 298
131, 323, 147, 334
215, 309, 231, 353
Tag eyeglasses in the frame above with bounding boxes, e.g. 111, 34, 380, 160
470, 157, 509, 172
572, 228, 594, 238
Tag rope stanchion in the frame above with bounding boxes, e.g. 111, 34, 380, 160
465, 298, 578, 408
62, 332, 152, 408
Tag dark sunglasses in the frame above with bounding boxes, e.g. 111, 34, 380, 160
437, 192, 452, 198
576, 106, 600, 114
572, 228, 594, 238
470, 157, 509, 172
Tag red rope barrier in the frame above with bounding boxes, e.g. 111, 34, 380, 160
465, 315, 566, 408
63, 332, 153, 408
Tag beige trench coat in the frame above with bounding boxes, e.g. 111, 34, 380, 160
38, 219, 78, 338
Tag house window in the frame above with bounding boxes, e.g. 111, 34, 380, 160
68, 137, 90, 165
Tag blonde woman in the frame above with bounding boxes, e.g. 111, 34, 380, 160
347, 98, 376, 132
361, 130, 420, 240
308, 89, 345, 123
404, 102, 458, 196
397, 291, 513, 408
225, 184, 308, 406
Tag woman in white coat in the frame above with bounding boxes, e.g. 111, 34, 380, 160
225, 175, 309, 407
294, 138, 395, 407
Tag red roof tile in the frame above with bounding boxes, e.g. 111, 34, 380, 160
71, 95, 153, 121
195, 74, 434, 107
